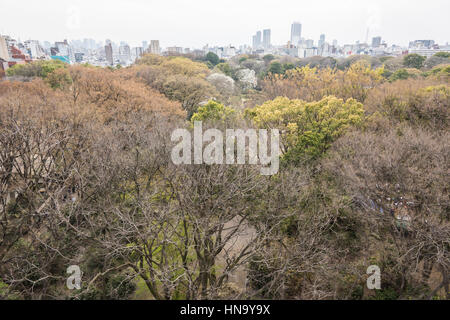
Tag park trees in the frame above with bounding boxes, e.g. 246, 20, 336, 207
246, 96, 364, 163
403, 53, 426, 69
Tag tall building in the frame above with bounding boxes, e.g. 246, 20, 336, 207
149, 40, 160, 54
0, 35, 9, 61
256, 31, 262, 47
252, 35, 258, 49
372, 36, 382, 48
24, 40, 45, 59
290, 22, 302, 46
119, 44, 131, 62
263, 29, 271, 49
105, 43, 113, 65
167, 46, 183, 54
142, 41, 148, 50
318, 34, 326, 47
133, 47, 144, 58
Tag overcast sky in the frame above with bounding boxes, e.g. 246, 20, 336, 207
1, 0, 449, 48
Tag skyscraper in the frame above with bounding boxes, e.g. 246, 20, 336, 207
252, 35, 258, 49
105, 43, 113, 65
319, 34, 326, 47
290, 22, 302, 46
306, 39, 314, 48
263, 29, 271, 49
149, 40, 160, 54
372, 36, 382, 48
256, 31, 262, 47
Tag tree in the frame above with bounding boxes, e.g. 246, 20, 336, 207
160, 74, 216, 119
236, 69, 257, 90
206, 52, 220, 66
268, 61, 283, 74
206, 73, 235, 98
263, 54, 275, 64
6, 60, 67, 78
190, 100, 236, 124
246, 96, 364, 163
389, 68, 411, 82
261, 62, 384, 103
433, 52, 450, 58
326, 126, 449, 299
403, 54, 426, 69
214, 63, 234, 78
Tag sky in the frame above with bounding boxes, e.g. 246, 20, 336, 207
1, 0, 449, 48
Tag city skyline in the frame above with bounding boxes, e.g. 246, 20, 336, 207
1, 0, 449, 49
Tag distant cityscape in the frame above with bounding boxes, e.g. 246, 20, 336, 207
1, 21, 449, 72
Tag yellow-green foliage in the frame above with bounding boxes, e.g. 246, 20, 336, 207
191, 100, 237, 124
137, 54, 210, 78
6, 59, 67, 78
262, 61, 384, 103
247, 96, 364, 163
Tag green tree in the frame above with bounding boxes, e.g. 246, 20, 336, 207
283, 63, 295, 72
389, 68, 411, 82
433, 52, 450, 58
268, 61, 283, 74
403, 53, 426, 69
206, 52, 220, 66
246, 96, 364, 163
215, 62, 233, 77
263, 54, 275, 64
191, 100, 236, 124
6, 60, 67, 78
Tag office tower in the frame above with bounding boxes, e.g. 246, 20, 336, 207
119, 44, 131, 62
332, 39, 338, 47
290, 22, 302, 46
167, 47, 183, 54
252, 35, 258, 49
318, 34, 325, 47
142, 41, 148, 50
149, 40, 160, 54
306, 39, 314, 48
371, 36, 382, 48
0, 35, 10, 61
133, 47, 144, 57
105, 43, 113, 65
263, 29, 271, 49
256, 31, 262, 47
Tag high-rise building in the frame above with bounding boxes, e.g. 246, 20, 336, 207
119, 44, 131, 62
318, 34, 326, 47
290, 22, 302, 46
252, 35, 258, 49
263, 29, 271, 49
105, 43, 113, 65
24, 40, 45, 59
133, 47, 144, 58
305, 39, 314, 48
256, 31, 262, 47
372, 36, 382, 48
142, 41, 148, 50
0, 35, 10, 61
167, 46, 183, 54
149, 40, 160, 54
